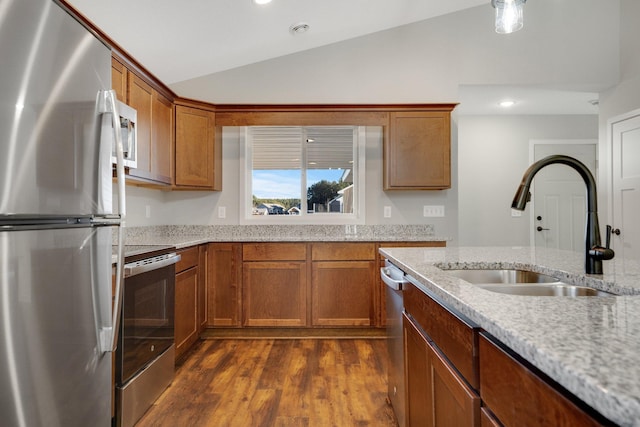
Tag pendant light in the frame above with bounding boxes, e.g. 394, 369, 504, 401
491, 0, 526, 34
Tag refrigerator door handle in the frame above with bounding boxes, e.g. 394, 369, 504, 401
96, 90, 127, 353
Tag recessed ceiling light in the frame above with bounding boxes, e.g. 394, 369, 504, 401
253, 0, 272, 5
499, 100, 516, 108
289, 22, 310, 35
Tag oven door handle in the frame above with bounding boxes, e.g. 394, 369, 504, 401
124, 253, 181, 278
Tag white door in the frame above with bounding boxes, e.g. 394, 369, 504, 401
531, 141, 597, 252
611, 111, 640, 264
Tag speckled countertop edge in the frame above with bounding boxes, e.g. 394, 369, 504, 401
380, 246, 640, 427
117, 224, 447, 249
112, 224, 446, 261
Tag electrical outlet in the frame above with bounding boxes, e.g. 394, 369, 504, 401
423, 205, 445, 217
384, 206, 391, 218
145, 205, 151, 218
218, 206, 226, 219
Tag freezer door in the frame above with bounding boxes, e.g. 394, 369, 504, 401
0, 0, 112, 217
0, 226, 112, 427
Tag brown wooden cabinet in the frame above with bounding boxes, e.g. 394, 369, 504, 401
311, 242, 376, 326
207, 243, 242, 327
384, 109, 453, 190
111, 57, 127, 102
404, 312, 431, 426
479, 333, 607, 427
403, 313, 480, 426
111, 55, 174, 185
151, 90, 174, 184
198, 244, 208, 332
175, 103, 221, 190
403, 280, 481, 427
172, 244, 211, 361
242, 243, 307, 327
174, 246, 204, 361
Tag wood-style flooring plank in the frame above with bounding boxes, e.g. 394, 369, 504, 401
135, 338, 398, 427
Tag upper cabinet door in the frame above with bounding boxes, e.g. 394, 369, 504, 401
127, 73, 153, 180
175, 104, 221, 190
385, 111, 452, 190
111, 58, 127, 102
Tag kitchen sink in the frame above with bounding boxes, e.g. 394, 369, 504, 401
446, 269, 559, 284
444, 269, 613, 297
476, 283, 611, 297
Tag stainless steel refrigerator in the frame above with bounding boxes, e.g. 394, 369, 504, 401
0, 0, 126, 426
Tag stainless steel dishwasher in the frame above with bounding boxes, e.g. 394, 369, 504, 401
381, 260, 410, 427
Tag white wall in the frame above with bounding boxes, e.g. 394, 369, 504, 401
458, 115, 598, 246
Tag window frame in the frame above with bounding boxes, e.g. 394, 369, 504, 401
239, 126, 366, 225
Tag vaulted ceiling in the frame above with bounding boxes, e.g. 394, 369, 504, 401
67, 0, 488, 84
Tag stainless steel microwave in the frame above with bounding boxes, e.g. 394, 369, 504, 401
111, 101, 137, 169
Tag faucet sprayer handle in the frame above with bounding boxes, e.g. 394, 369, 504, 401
589, 225, 615, 261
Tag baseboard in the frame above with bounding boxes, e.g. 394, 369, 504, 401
200, 327, 388, 340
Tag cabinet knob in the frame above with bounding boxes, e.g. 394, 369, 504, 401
536, 226, 550, 232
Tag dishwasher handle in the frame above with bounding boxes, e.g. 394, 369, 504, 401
124, 253, 181, 278
381, 267, 408, 291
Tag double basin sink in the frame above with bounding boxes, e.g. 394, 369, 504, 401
444, 269, 612, 297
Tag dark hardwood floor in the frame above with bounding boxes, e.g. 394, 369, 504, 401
135, 338, 399, 427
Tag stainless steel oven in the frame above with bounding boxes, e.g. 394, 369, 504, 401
116, 247, 180, 427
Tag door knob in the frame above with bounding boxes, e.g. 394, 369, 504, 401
536, 226, 550, 232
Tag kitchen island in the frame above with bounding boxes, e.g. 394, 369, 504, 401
379, 245, 640, 426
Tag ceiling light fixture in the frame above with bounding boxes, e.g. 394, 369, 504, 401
289, 22, 310, 35
491, 0, 526, 34
253, 0, 272, 5
499, 100, 516, 107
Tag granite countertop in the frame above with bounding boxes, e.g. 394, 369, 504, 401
378, 246, 640, 426
116, 224, 447, 249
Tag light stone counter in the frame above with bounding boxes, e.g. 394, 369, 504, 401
118, 224, 446, 248
378, 246, 640, 426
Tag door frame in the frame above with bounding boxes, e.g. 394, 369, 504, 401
528, 139, 598, 248
606, 108, 640, 234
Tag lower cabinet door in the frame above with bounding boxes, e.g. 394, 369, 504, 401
429, 341, 480, 426
243, 261, 307, 327
311, 260, 375, 326
175, 266, 198, 360
404, 314, 432, 426
404, 313, 480, 427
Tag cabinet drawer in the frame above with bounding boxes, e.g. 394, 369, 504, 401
312, 242, 375, 261
404, 282, 479, 389
243, 243, 307, 261
479, 334, 605, 427
176, 246, 199, 273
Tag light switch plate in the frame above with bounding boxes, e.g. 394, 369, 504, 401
384, 206, 391, 218
423, 205, 445, 217
511, 209, 522, 217
218, 206, 226, 219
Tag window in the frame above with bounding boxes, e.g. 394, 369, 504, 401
240, 126, 365, 224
